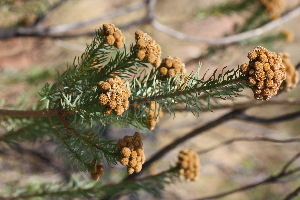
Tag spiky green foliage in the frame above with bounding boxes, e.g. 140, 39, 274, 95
1, 168, 179, 200
0, 24, 251, 199
10, 25, 247, 171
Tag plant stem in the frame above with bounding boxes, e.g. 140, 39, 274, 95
0, 109, 59, 118
132, 77, 245, 103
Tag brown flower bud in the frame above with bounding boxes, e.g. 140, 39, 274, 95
127, 167, 135, 174
120, 157, 129, 166
121, 147, 131, 157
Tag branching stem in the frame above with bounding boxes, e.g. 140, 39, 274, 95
132, 77, 245, 103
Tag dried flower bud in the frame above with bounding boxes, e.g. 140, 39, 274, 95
127, 167, 135, 174
240, 46, 286, 100
134, 162, 142, 173
98, 81, 111, 92
260, 0, 284, 19
120, 157, 129, 166
278, 53, 299, 92
177, 149, 200, 182
124, 136, 133, 143
101, 24, 125, 49
121, 147, 131, 157
134, 31, 161, 67
117, 132, 145, 174
91, 173, 100, 181
98, 76, 131, 115
98, 94, 109, 105
129, 158, 137, 168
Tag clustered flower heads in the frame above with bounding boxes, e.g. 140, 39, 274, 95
177, 149, 200, 182
134, 30, 162, 67
159, 56, 187, 78
260, 0, 284, 19
145, 101, 163, 130
100, 24, 125, 49
118, 132, 145, 174
89, 159, 104, 181
240, 46, 286, 101
278, 53, 299, 92
98, 76, 131, 115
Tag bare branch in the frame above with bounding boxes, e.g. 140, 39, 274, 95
48, 1, 145, 34
0, 1, 146, 39
198, 136, 300, 155
236, 110, 300, 123
173, 99, 300, 113
194, 152, 300, 200
283, 185, 300, 200
151, 5, 300, 45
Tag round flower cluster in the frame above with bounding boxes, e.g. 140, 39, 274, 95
240, 46, 286, 101
134, 30, 161, 67
278, 53, 299, 92
89, 159, 104, 181
260, 0, 284, 19
159, 56, 187, 77
145, 101, 163, 130
177, 149, 200, 182
118, 132, 145, 174
98, 76, 131, 115
100, 24, 125, 49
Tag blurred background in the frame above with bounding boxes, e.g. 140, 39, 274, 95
0, 0, 300, 199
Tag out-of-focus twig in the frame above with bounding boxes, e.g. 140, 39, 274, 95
0, 1, 146, 39
283, 185, 300, 200
1, 0, 300, 44
151, 5, 300, 45
198, 136, 300, 155
194, 152, 300, 200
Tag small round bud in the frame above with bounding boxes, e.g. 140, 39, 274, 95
121, 147, 131, 157
127, 167, 135, 174
134, 162, 142, 173
120, 157, 129, 166
106, 35, 115, 45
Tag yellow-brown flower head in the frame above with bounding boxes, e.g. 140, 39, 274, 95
278, 53, 299, 92
145, 101, 163, 130
98, 76, 131, 115
260, 0, 284, 19
134, 30, 162, 67
240, 46, 286, 101
177, 149, 200, 182
89, 159, 105, 181
159, 56, 187, 77
100, 24, 125, 49
118, 132, 145, 174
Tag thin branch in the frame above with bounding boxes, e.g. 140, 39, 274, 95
173, 99, 300, 113
283, 185, 300, 200
151, 5, 300, 45
0, 109, 59, 118
48, 1, 145, 34
198, 136, 300, 155
194, 152, 300, 200
236, 110, 300, 123
0, 1, 146, 39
